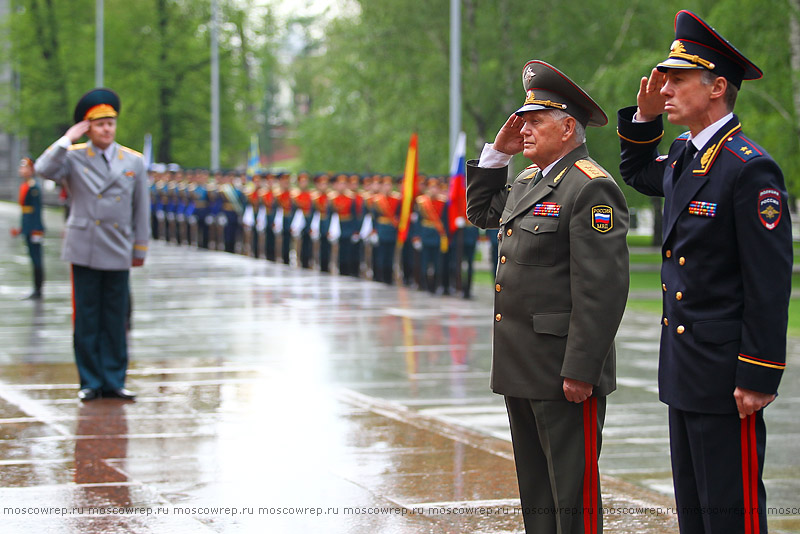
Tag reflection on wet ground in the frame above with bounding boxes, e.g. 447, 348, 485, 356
1, 203, 797, 533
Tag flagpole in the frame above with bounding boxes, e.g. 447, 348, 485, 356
210, 0, 221, 171
449, 0, 461, 164
95, 0, 104, 86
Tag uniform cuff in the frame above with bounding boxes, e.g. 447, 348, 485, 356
617, 106, 665, 145
478, 143, 514, 168
55, 136, 72, 149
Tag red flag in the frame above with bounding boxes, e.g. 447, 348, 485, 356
397, 133, 418, 244
447, 132, 467, 234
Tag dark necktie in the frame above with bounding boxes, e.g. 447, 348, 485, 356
532, 170, 543, 185
102, 153, 110, 169
675, 141, 697, 176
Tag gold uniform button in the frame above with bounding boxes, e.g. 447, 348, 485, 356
115, 196, 121, 202
534, 225, 539, 231
97, 194, 103, 199
95, 220, 100, 225
506, 229, 513, 237
500, 256, 507, 264
665, 250, 672, 258
677, 325, 685, 334
113, 223, 119, 228
495, 284, 502, 292
499, 217, 503, 224
679, 257, 686, 266
676, 292, 683, 301
495, 314, 502, 322
662, 283, 667, 292
663, 317, 669, 326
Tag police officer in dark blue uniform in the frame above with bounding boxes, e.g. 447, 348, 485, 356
618, 10, 792, 534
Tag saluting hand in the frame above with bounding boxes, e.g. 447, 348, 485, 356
734, 387, 776, 419
493, 114, 525, 156
65, 120, 91, 143
563, 377, 593, 403
635, 68, 667, 122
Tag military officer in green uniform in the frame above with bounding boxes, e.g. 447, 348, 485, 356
467, 60, 629, 534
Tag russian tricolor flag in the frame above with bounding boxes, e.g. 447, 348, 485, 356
447, 132, 467, 234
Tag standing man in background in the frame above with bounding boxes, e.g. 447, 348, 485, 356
467, 60, 629, 534
11, 157, 45, 300
618, 11, 792, 534
35, 88, 149, 402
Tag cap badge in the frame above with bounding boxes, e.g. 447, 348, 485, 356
524, 66, 536, 84
670, 40, 686, 54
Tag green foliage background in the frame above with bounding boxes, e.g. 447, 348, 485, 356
3, 0, 798, 209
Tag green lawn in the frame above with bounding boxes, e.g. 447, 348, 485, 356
475, 249, 800, 337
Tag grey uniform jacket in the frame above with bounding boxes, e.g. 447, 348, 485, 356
466, 144, 629, 400
35, 138, 150, 271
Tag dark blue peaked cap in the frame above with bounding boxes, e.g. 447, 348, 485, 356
656, 10, 762, 89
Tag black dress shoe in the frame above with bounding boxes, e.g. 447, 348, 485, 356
105, 388, 137, 401
78, 388, 100, 401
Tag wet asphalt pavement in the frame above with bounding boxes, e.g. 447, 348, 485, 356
1, 201, 798, 533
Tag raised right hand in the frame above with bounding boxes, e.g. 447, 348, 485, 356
635, 68, 667, 122
65, 120, 91, 143
493, 114, 524, 156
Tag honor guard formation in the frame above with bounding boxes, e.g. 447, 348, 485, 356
146, 166, 486, 298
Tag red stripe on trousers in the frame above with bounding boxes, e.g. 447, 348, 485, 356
741, 414, 759, 534
583, 398, 598, 534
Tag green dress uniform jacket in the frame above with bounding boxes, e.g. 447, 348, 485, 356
35, 139, 150, 269
466, 144, 629, 400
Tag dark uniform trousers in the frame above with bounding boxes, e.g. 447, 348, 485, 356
669, 408, 766, 534
72, 265, 129, 392
506, 396, 605, 534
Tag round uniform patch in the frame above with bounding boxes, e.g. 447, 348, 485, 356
758, 188, 781, 230
591, 205, 613, 233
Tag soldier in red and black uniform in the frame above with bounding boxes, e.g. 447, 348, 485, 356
330, 174, 363, 276
310, 173, 332, 272
371, 175, 402, 284
274, 173, 294, 264
291, 172, 314, 268
412, 177, 449, 293
10, 157, 45, 300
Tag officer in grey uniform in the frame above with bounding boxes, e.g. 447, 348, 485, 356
466, 61, 629, 534
35, 88, 149, 402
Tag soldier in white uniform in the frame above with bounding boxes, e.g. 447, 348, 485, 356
35, 88, 149, 401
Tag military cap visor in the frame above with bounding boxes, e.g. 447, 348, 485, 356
73, 88, 121, 123
514, 60, 607, 128
656, 10, 762, 89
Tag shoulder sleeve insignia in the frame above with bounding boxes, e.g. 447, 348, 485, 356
676, 131, 691, 141
591, 205, 613, 233
575, 159, 607, 180
758, 188, 782, 230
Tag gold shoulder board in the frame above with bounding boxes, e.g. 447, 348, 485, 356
574, 159, 606, 180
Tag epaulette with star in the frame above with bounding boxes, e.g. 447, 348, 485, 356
574, 159, 607, 180
724, 133, 763, 163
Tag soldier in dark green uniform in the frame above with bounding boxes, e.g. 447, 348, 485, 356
466, 60, 629, 534
11, 157, 45, 300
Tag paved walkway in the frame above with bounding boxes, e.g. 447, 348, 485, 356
1, 202, 798, 533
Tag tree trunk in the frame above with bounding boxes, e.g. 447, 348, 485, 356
789, 0, 800, 152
